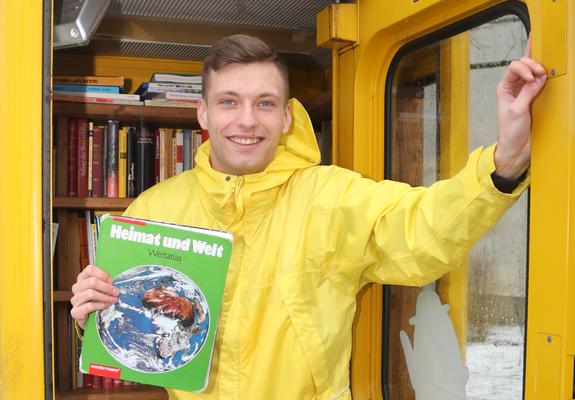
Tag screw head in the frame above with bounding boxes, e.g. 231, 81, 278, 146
547, 336, 553, 343
550, 68, 557, 76
70, 28, 79, 38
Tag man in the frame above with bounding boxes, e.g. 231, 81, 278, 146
70, 34, 547, 399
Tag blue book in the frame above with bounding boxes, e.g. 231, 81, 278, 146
183, 129, 192, 170
53, 84, 120, 94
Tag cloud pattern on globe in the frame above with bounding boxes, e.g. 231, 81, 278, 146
97, 265, 210, 373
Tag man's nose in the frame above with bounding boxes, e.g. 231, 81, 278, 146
236, 105, 258, 128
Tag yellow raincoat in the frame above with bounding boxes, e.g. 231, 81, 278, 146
124, 99, 528, 399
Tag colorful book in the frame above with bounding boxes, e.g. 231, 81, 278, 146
118, 127, 128, 198
150, 72, 202, 84
53, 95, 143, 106
67, 118, 78, 196
126, 127, 137, 198
175, 129, 184, 175
54, 75, 125, 87
54, 84, 121, 94
143, 99, 198, 108
106, 120, 119, 198
80, 215, 232, 392
183, 129, 192, 171
134, 82, 202, 97
87, 122, 94, 197
91, 125, 104, 198
76, 119, 89, 197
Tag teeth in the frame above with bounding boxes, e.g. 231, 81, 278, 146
229, 137, 261, 145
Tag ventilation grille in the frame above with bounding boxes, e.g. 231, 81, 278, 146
108, 0, 334, 30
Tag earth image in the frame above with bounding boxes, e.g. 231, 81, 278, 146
96, 265, 210, 373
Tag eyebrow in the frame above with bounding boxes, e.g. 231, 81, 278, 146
213, 90, 281, 99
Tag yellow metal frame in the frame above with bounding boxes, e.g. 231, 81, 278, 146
324, 0, 574, 398
0, 0, 47, 399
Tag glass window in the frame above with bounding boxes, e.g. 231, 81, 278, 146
385, 13, 528, 400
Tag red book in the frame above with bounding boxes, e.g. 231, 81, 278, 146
67, 118, 78, 196
83, 374, 94, 389
154, 128, 160, 183
76, 119, 89, 197
91, 126, 104, 197
106, 120, 119, 197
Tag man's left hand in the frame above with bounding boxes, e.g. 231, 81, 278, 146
495, 37, 547, 179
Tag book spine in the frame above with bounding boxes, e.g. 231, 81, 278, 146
53, 95, 143, 106
175, 129, 184, 175
53, 84, 121, 94
164, 128, 174, 179
91, 126, 104, 197
135, 122, 154, 195
76, 119, 89, 197
118, 127, 127, 198
159, 128, 166, 182
54, 75, 125, 87
183, 128, 191, 170
106, 120, 119, 198
154, 128, 160, 184
193, 129, 203, 168
102, 126, 108, 197
126, 127, 137, 197
55, 91, 140, 100
67, 118, 78, 196
87, 122, 94, 197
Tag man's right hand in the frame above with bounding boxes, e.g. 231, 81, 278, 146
70, 265, 119, 329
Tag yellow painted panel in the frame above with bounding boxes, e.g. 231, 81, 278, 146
529, 0, 567, 78
335, 48, 356, 169
528, 334, 562, 398
437, 33, 470, 358
317, 4, 357, 48
0, 0, 46, 399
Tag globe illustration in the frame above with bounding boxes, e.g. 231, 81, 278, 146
96, 265, 210, 373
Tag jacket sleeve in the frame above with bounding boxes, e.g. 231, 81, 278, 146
319, 144, 529, 289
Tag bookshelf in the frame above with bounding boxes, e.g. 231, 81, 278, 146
51, 100, 199, 399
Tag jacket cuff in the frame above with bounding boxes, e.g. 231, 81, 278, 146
476, 143, 530, 197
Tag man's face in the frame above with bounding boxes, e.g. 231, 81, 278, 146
198, 62, 292, 176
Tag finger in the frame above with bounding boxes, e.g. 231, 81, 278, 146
71, 300, 113, 323
512, 73, 547, 112
524, 34, 532, 58
504, 60, 536, 83
71, 286, 119, 307
72, 275, 119, 298
78, 264, 113, 284
519, 57, 546, 77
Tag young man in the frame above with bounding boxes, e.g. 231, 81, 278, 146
70, 34, 547, 399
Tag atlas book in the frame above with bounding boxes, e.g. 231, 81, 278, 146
80, 215, 233, 392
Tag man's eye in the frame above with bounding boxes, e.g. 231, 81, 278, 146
221, 99, 236, 105
259, 100, 273, 107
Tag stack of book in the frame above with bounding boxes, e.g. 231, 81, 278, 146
53, 75, 143, 106
66, 117, 208, 199
135, 72, 202, 108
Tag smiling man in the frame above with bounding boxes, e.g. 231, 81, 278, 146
70, 34, 547, 399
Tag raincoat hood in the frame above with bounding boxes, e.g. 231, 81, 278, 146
194, 97, 320, 184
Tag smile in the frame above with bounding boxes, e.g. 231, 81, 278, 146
227, 136, 263, 145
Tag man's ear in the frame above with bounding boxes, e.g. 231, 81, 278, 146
198, 98, 208, 130
282, 102, 292, 134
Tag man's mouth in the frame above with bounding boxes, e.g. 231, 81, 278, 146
227, 136, 263, 145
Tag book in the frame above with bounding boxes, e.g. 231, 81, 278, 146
54, 75, 125, 87
106, 120, 120, 198
118, 127, 128, 198
91, 125, 104, 198
53, 84, 121, 94
53, 95, 143, 106
150, 72, 202, 84
157, 92, 202, 102
67, 118, 78, 196
134, 82, 202, 97
135, 121, 155, 195
77, 119, 89, 197
143, 99, 198, 108
183, 128, 192, 171
126, 127, 137, 198
54, 91, 140, 101
87, 123, 94, 197
80, 215, 233, 392
175, 129, 184, 175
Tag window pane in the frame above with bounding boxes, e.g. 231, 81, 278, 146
385, 14, 528, 400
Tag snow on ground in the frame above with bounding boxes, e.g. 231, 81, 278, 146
466, 325, 524, 399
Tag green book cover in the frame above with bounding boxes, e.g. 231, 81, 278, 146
80, 214, 233, 392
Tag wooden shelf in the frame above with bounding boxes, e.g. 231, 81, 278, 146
56, 386, 168, 400
53, 197, 134, 210
53, 101, 198, 125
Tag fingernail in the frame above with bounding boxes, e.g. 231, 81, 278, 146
113, 288, 120, 296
